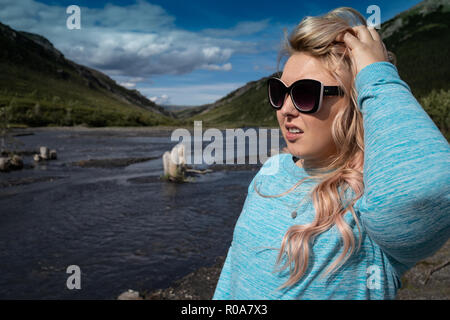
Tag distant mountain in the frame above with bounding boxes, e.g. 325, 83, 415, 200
177, 0, 449, 139
380, 0, 450, 97
161, 105, 197, 112
0, 22, 179, 127
174, 74, 277, 128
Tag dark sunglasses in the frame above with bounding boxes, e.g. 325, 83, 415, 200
267, 77, 344, 114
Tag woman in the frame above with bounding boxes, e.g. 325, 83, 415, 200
212, 7, 450, 300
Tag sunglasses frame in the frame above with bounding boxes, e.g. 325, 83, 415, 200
267, 77, 344, 114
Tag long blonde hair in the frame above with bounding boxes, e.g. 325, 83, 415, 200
256, 7, 395, 290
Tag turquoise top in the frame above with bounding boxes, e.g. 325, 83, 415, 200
212, 62, 450, 300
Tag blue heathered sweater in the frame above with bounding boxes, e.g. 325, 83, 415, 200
212, 62, 450, 300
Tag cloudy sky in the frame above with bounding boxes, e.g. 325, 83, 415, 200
0, 0, 422, 106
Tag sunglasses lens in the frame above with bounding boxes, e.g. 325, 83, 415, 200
268, 79, 285, 108
292, 81, 320, 112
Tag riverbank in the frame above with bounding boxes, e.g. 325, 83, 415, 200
10, 124, 280, 136
136, 239, 450, 300
144, 256, 226, 300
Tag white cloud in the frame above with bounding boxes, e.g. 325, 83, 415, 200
140, 82, 243, 106
0, 0, 265, 78
201, 63, 232, 71
149, 94, 170, 105
117, 76, 146, 88
129, 77, 145, 82
119, 82, 136, 89
83, 0, 175, 31
201, 19, 272, 37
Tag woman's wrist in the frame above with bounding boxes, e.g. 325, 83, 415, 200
355, 61, 402, 95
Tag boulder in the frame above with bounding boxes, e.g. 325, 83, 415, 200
10, 155, 23, 169
0, 155, 23, 171
49, 149, 57, 160
162, 151, 172, 177
117, 289, 143, 300
0, 157, 11, 172
162, 143, 187, 181
40, 146, 50, 160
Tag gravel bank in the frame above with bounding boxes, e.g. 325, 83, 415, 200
138, 240, 450, 300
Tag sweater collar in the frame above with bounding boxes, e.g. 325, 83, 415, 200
282, 153, 307, 179
282, 153, 336, 178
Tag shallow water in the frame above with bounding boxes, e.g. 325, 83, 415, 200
0, 128, 284, 299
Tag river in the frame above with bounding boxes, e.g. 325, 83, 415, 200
0, 127, 284, 299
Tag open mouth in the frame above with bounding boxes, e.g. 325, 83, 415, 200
287, 127, 303, 134
285, 125, 304, 141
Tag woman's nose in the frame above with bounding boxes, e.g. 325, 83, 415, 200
279, 93, 299, 117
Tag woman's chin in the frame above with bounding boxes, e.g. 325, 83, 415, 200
285, 146, 305, 157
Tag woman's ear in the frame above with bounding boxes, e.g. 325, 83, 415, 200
386, 50, 397, 66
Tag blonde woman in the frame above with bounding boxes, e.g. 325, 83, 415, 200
213, 7, 450, 300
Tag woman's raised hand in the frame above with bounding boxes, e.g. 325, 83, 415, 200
336, 25, 388, 76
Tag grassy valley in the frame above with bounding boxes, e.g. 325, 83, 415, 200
0, 22, 179, 128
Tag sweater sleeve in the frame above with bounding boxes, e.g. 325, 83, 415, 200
354, 62, 450, 269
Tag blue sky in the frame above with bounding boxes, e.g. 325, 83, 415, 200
0, 0, 423, 106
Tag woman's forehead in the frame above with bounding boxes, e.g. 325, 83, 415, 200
281, 52, 337, 86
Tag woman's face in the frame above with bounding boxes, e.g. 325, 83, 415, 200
276, 52, 349, 168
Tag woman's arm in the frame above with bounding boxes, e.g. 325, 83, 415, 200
355, 61, 450, 267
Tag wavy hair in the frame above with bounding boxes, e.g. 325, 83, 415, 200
255, 7, 396, 290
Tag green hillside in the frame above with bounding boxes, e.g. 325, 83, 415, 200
178, 76, 276, 129
0, 22, 179, 127
179, 0, 449, 139
381, 0, 450, 98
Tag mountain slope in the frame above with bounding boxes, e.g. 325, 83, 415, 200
176, 75, 277, 128
173, 75, 275, 127
178, 0, 449, 138
0, 22, 179, 127
380, 0, 450, 98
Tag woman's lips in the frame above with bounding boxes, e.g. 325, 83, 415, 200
285, 129, 303, 141
284, 123, 304, 142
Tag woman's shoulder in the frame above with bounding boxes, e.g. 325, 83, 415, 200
258, 151, 292, 176
246, 151, 297, 194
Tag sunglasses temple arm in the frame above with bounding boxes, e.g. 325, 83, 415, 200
324, 86, 344, 96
